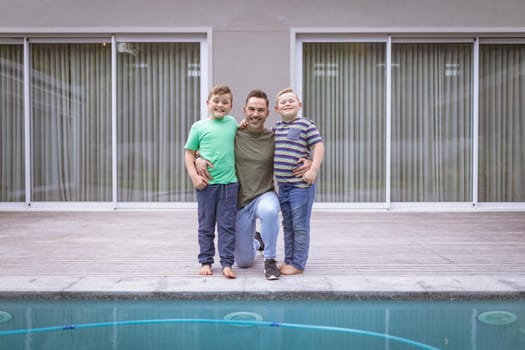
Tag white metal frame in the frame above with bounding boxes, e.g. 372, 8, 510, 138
2, 27, 525, 211
472, 37, 480, 208
293, 32, 390, 210
0, 29, 210, 211
291, 28, 525, 211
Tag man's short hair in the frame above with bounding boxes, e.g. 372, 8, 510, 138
245, 89, 269, 108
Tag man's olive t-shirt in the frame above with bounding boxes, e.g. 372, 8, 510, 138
235, 128, 275, 208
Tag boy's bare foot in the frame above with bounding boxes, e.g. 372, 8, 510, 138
222, 266, 236, 279
280, 264, 303, 275
200, 264, 212, 276
278, 263, 290, 271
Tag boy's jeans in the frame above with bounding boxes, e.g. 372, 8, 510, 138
196, 183, 238, 268
235, 191, 280, 268
278, 184, 316, 271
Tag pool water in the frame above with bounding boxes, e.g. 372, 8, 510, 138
0, 299, 523, 350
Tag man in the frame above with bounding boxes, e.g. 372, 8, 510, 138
196, 90, 310, 280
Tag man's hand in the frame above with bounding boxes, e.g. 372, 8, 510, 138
292, 158, 312, 178
195, 157, 214, 180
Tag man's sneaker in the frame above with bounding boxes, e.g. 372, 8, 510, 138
255, 231, 265, 251
264, 259, 280, 280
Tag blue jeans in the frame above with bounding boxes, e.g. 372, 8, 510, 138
278, 184, 316, 271
235, 191, 280, 268
195, 183, 238, 268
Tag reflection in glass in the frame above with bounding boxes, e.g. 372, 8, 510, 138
117, 43, 200, 202
303, 43, 386, 202
31, 43, 112, 201
479, 44, 525, 202
391, 43, 472, 202
0, 44, 24, 202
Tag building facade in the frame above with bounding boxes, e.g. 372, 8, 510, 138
1, 0, 524, 210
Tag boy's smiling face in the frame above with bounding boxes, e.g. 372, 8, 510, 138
207, 93, 232, 119
275, 92, 302, 122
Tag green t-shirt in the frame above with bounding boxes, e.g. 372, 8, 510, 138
184, 115, 238, 185
235, 128, 275, 208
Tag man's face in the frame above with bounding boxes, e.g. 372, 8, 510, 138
243, 97, 269, 131
207, 93, 232, 119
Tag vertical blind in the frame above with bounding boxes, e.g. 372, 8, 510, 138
1, 41, 200, 203
302, 43, 386, 202
0, 44, 24, 202
117, 42, 200, 202
31, 43, 112, 201
391, 43, 472, 202
1, 38, 523, 205
303, 42, 474, 203
479, 44, 525, 202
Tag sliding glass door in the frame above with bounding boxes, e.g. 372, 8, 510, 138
301, 41, 473, 204
117, 42, 200, 202
30, 42, 112, 201
302, 42, 386, 203
391, 43, 473, 202
0, 43, 24, 202
1, 37, 203, 207
478, 43, 525, 202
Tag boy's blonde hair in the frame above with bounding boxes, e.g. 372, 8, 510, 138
275, 87, 298, 104
208, 84, 233, 101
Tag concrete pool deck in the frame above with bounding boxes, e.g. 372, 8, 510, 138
0, 210, 524, 300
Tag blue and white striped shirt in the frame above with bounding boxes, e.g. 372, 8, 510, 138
273, 117, 323, 188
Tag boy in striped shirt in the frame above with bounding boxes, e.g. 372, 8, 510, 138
273, 88, 325, 275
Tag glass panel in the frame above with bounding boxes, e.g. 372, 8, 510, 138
391, 43, 472, 202
302, 42, 386, 202
117, 42, 200, 202
31, 43, 112, 201
479, 44, 525, 202
0, 44, 24, 202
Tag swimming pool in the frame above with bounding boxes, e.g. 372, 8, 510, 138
0, 299, 523, 349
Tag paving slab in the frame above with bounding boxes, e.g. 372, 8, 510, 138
1, 210, 524, 300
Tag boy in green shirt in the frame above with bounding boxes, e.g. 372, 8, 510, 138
184, 85, 238, 279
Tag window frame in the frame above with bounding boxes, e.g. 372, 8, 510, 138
293, 29, 525, 211
0, 30, 210, 210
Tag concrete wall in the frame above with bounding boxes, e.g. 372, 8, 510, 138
4, 0, 524, 28
2, 0, 524, 118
